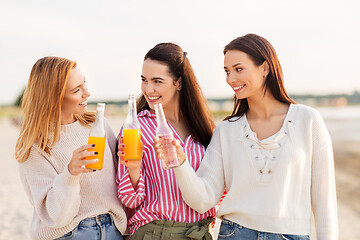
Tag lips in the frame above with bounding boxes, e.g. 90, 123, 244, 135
233, 84, 245, 92
147, 96, 161, 103
79, 100, 87, 106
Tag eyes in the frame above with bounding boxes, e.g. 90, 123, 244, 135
224, 67, 242, 75
73, 80, 87, 94
141, 78, 163, 84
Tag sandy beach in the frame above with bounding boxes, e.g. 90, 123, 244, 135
1, 113, 359, 240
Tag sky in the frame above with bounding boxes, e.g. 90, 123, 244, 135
0, 0, 359, 105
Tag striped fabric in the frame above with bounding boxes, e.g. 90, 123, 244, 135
117, 109, 216, 236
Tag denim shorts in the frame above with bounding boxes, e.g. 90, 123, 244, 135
55, 213, 123, 240
218, 219, 309, 240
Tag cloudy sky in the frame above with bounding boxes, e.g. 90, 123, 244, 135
1, 0, 359, 105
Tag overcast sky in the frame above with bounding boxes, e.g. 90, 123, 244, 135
1, 0, 359, 105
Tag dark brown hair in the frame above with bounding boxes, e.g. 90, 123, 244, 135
223, 33, 295, 120
137, 43, 214, 147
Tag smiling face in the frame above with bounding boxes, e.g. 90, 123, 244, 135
61, 68, 90, 124
141, 58, 181, 111
224, 50, 268, 101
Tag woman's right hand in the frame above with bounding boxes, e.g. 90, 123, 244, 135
118, 136, 142, 170
68, 144, 99, 176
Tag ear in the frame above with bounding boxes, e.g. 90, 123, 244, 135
262, 61, 270, 78
175, 77, 182, 90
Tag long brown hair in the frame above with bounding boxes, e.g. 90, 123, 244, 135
137, 43, 214, 147
223, 34, 295, 120
15, 56, 95, 163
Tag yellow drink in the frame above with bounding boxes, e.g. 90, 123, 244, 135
123, 129, 141, 160
85, 136, 106, 170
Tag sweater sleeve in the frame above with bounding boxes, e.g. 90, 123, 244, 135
104, 118, 118, 172
18, 149, 81, 228
117, 163, 146, 208
174, 127, 225, 213
310, 110, 338, 240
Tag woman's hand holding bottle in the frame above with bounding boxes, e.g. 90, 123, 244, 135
153, 137, 186, 167
68, 144, 99, 176
118, 136, 143, 189
118, 136, 143, 170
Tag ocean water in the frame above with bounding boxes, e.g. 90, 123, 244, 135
317, 105, 360, 141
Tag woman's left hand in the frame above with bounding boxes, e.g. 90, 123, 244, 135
153, 137, 186, 166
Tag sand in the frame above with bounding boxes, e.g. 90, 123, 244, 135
1, 116, 359, 240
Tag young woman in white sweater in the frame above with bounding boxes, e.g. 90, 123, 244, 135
15, 56, 127, 240
155, 34, 338, 240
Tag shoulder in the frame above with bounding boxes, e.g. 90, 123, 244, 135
290, 104, 324, 125
216, 115, 246, 131
211, 115, 246, 141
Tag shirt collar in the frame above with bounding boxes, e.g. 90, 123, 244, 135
138, 109, 156, 118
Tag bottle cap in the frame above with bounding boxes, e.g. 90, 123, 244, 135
97, 103, 106, 111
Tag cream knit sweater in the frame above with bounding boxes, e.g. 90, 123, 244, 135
174, 104, 338, 240
18, 120, 127, 240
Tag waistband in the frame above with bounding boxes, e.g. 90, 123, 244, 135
78, 213, 114, 226
150, 218, 214, 228
139, 218, 214, 240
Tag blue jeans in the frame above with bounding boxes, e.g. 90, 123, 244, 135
55, 213, 123, 240
218, 219, 309, 240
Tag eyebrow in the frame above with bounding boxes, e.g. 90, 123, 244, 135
224, 63, 243, 69
141, 75, 165, 81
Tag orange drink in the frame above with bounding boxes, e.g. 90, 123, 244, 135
85, 136, 106, 170
123, 129, 141, 160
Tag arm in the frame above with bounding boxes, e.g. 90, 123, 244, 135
117, 163, 146, 208
19, 150, 79, 228
172, 128, 226, 213
19, 144, 98, 228
310, 110, 338, 240
116, 129, 146, 208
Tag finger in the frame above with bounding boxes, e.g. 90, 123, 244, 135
173, 139, 181, 147
119, 159, 129, 165
81, 159, 99, 166
78, 151, 98, 159
75, 144, 96, 153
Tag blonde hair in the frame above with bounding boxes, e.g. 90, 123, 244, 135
15, 56, 95, 163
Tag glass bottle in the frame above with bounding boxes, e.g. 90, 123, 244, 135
155, 103, 180, 170
122, 95, 141, 160
86, 103, 106, 170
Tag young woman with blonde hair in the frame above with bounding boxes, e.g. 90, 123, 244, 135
15, 56, 127, 240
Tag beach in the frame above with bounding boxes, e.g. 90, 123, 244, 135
1, 107, 360, 240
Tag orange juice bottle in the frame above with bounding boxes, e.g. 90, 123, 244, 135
86, 103, 106, 170
122, 95, 141, 160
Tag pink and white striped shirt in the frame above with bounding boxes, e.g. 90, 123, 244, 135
117, 109, 216, 236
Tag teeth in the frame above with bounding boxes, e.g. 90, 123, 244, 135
234, 85, 245, 91
148, 96, 160, 100
79, 101, 87, 105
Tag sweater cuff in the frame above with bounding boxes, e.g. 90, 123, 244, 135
62, 164, 81, 186
173, 159, 193, 176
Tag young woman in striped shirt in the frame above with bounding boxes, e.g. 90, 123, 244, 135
117, 43, 216, 239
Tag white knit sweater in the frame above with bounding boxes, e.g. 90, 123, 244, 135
18, 120, 127, 240
174, 104, 338, 240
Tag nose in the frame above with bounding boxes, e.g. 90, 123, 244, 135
146, 82, 155, 95
83, 87, 91, 98
226, 72, 236, 85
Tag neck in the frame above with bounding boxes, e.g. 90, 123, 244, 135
247, 92, 289, 120
61, 113, 76, 125
163, 102, 181, 124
